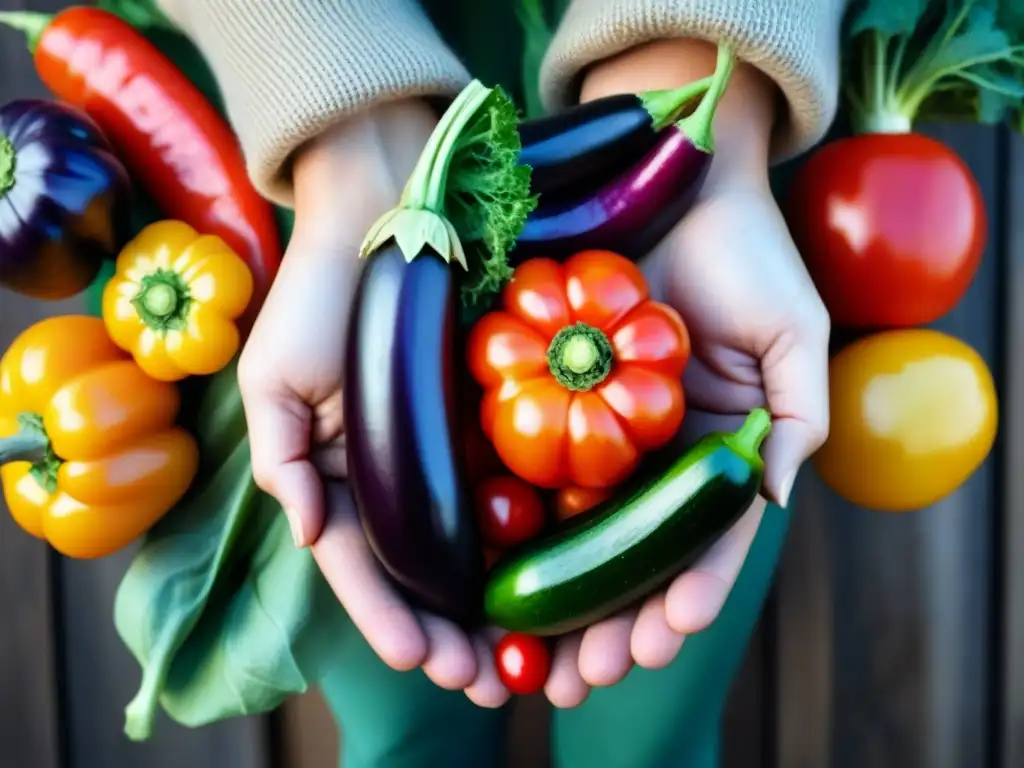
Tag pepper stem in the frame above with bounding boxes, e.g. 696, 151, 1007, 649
0, 11, 52, 54
131, 269, 191, 331
0, 134, 14, 197
0, 429, 49, 465
547, 323, 615, 391
141, 282, 179, 318
639, 76, 714, 133
724, 408, 772, 460
674, 42, 736, 154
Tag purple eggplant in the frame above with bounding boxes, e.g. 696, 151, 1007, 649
518, 77, 711, 200
344, 243, 483, 622
0, 99, 130, 299
511, 44, 735, 264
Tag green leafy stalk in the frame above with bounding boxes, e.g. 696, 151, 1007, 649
843, 0, 1024, 134
675, 43, 735, 153
0, 11, 51, 54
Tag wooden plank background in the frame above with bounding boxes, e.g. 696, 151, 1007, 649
0, 2, 1019, 767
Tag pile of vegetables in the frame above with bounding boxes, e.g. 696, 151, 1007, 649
0, 5, 769, 718
784, 0, 1015, 512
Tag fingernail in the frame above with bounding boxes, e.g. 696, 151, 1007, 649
285, 509, 305, 548
778, 471, 797, 509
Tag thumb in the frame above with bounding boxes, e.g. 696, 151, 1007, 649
242, 386, 326, 547
760, 326, 830, 507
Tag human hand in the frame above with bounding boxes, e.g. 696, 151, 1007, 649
534, 39, 830, 708
238, 101, 510, 702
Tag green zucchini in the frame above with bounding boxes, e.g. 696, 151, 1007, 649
483, 409, 771, 636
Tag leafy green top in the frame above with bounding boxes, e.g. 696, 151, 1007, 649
843, 0, 1024, 133
359, 80, 536, 306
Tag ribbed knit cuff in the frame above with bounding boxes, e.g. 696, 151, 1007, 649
541, 0, 847, 162
159, 0, 471, 206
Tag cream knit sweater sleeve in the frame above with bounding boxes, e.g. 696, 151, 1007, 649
543, 0, 850, 160
158, 0, 847, 206
156, 0, 471, 206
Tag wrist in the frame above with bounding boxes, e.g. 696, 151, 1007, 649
290, 99, 438, 251
580, 39, 777, 189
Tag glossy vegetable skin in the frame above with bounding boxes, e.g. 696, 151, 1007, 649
554, 485, 613, 522
0, 99, 130, 299
814, 330, 997, 512
468, 251, 690, 489
102, 220, 254, 381
786, 134, 985, 328
474, 475, 545, 548
0, 7, 281, 320
518, 78, 710, 200
0, 316, 198, 559
510, 43, 734, 264
344, 244, 482, 621
494, 633, 551, 695
484, 409, 769, 636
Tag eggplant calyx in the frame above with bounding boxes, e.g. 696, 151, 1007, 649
131, 269, 193, 332
674, 42, 736, 154
0, 12, 51, 55
0, 412, 60, 493
0, 134, 15, 197
360, 209, 468, 269
723, 408, 772, 462
547, 323, 614, 391
640, 76, 714, 133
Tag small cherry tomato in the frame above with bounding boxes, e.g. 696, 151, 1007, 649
475, 475, 546, 548
554, 485, 614, 521
495, 633, 551, 695
814, 329, 997, 511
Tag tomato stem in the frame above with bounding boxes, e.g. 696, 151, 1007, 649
132, 269, 192, 332
547, 323, 614, 391
724, 408, 772, 461
0, 11, 51, 55
0, 134, 15, 197
675, 42, 735, 153
640, 76, 713, 133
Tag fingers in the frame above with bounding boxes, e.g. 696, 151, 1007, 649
312, 486, 428, 671
239, 366, 325, 547
545, 632, 590, 708
666, 498, 765, 634
465, 631, 511, 708
631, 593, 685, 669
760, 308, 831, 507
578, 609, 636, 687
419, 613, 478, 690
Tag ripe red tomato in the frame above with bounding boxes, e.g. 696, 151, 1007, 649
554, 485, 613, 521
495, 633, 551, 695
786, 133, 986, 328
474, 475, 546, 548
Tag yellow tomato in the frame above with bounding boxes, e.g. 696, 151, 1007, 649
814, 329, 997, 512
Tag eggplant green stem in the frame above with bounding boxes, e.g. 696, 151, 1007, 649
724, 408, 772, 461
0, 135, 15, 197
0, 11, 51, 54
640, 76, 714, 132
547, 323, 614, 391
675, 42, 735, 153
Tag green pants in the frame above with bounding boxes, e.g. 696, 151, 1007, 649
320, 504, 790, 768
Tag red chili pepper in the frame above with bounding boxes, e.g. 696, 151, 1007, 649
0, 7, 281, 323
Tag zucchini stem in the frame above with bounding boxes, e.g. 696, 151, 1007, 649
724, 408, 772, 460
675, 42, 735, 154
640, 77, 714, 133
0, 11, 51, 54
547, 323, 614, 391
0, 134, 15, 196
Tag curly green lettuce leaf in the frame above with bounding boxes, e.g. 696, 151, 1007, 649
843, 0, 1024, 133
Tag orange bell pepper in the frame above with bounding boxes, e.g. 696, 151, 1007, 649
102, 220, 254, 382
0, 316, 199, 559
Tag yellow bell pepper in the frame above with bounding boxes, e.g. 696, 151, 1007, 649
0, 316, 199, 559
102, 220, 254, 382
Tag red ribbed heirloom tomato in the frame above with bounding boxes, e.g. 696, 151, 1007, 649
786, 133, 986, 328
467, 250, 690, 489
